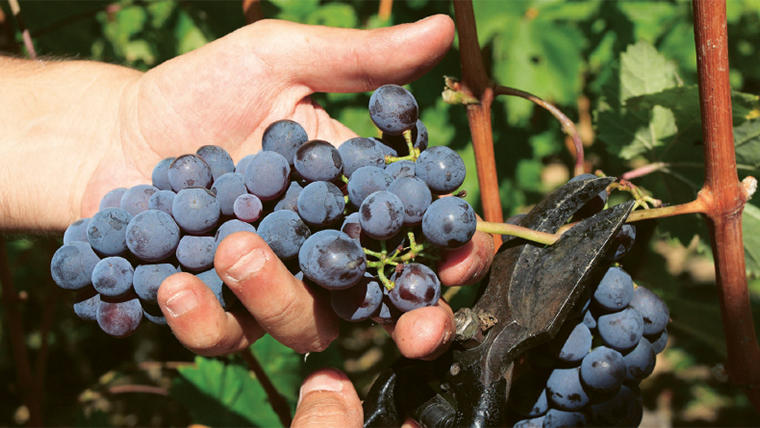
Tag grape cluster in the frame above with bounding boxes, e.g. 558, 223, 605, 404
51, 84, 476, 337
506, 227, 670, 427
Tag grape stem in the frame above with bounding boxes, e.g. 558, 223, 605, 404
476, 221, 558, 246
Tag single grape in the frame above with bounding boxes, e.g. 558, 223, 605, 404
262, 119, 308, 166
91, 256, 134, 298
151, 157, 175, 191
338, 137, 386, 178
97, 296, 143, 338
512, 417, 544, 428
593, 267, 634, 313
415, 146, 466, 194
142, 302, 168, 326
369, 84, 419, 135
125, 210, 181, 262
547, 322, 593, 364
257, 210, 311, 261
172, 187, 221, 234
73, 286, 100, 321
196, 145, 235, 180
359, 191, 405, 241
341, 212, 362, 242
168, 154, 213, 192
214, 219, 257, 249
51, 242, 101, 291
330, 273, 383, 322
589, 385, 643, 427
385, 160, 415, 180
211, 172, 247, 216
545, 367, 591, 411
294, 139, 343, 183
597, 307, 645, 352
148, 189, 176, 217
580, 346, 626, 394
120, 184, 158, 217
422, 197, 477, 249
244, 151, 291, 201
297, 181, 345, 227
388, 263, 441, 312
87, 207, 133, 256
623, 337, 656, 382
628, 285, 669, 336
299, 230, 367, 290
233, 194, 264, 223
176, 235, 216, 271
235, 154, 257, 174
99, 187, 127, 210
64, 218, 90, 245
133, 263, 178, 304
583, 310, 597, 330
388, 176, 432, 226
347, 165, 393, 208
648, 329, 668, 354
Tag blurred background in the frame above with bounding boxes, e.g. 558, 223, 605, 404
1, 0, 760, 426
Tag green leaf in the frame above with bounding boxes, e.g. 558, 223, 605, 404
619, 41, 679, 101
735, 119, 760, 170
306, 3, 358, 28
743, 204, 760, 278
250, 335, 304, 410
175, 11, 208, 55
171, 356, 283, 427
269, 0, 319, 22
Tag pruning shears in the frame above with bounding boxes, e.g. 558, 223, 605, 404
363, 176, 634, 427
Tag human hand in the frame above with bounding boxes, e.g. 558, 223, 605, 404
90, 15, 495, 358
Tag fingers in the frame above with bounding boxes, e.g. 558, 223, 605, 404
241, 15, 455, 93
437, 230, 495, 287
385, 300, 456, 361
292, 368, 363, 428
214, 231, 340, 354
157, 272, 265, 356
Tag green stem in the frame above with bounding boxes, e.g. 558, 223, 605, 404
476, 221, 558, 246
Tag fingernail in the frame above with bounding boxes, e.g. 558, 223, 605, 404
225, 247, 268, 284
164, 289, 198, 317
297, 369, 345, 406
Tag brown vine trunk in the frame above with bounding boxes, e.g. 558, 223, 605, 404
692, 0, 760, 411
452, 0, 503, 249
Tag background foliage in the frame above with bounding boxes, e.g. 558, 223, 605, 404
1, 0, 760, 426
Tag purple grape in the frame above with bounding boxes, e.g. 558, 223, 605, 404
589, 385, 643, 427
296, 181, 345, 227
148, 189, 176, 216
196, 145, 235, 180
168, 154, 213, 192
151, 157, 175, 190
415, 146, 466, 194
593, 267, 634, 312
299, 230, 367, 290
235, 154, 256, 174
73, 287, 100, 321
347, 165, 393, 208
369, 84, 418, 135
262, 119, 308, 166
512, 417, 544, 428
605, 224, 636, 261
125, 210, 181, 262
628, 285, 669, 336
623, 338, 656, 382
211, 172, 247, 216
385, 160, 415, 180
120, 184, 158, 217
87, 208, 133, 256
597, 307, 644, 352
421, 197, 477, 249
176, 235, 216, 271
214, 219, 257, 249
233, 194, 263, 223
64, 218, 90, 245
257, 210, 311, 261
172, 188, 221, 234
388, 263, 441, 312
273, 181, 303, 212
648, 329, 668, 354
359, 191, 405, 241
543, 409, 586, 428
388, 176, 432, 226
51, 242, 101, 291
196, 268, 237, 310
548, 322, 593, 364
91, 256, 134, 297
99, 188, 127, 210
580, 346, 626, 394
142, 302, 168, 326
546, 367, 591, 411
294, 139, 343, 183
330, 273, 383, 322
97, 296, 143, 338
244, 151, 291, 201
133, 263, 178, 304
338, 137, 386, 178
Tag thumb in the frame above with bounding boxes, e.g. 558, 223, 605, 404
292, 368, 363, 428
243, 15, 455, 94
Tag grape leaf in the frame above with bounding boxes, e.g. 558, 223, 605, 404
250, 334, 304, 410
171, 356, 282, 427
